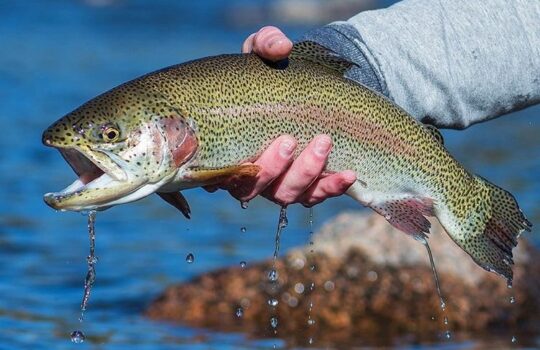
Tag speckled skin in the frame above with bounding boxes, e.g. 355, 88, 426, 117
43, 43, 531, 282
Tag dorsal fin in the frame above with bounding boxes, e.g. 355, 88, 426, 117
423, 124, 444, 145
290, 41, 353, 75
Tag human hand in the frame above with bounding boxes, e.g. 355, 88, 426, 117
241, 26, 293, 61
205, 27, 357, 207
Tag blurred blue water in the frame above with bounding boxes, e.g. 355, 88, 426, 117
0, 1, 538, 349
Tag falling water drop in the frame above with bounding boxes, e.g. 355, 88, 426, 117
80, 210, 97, 321
307, 207, 316, 345
272, 207, 288, 262
511, 336, 517, 343
186, 253, 194, 263
240, 201, 249, 209
240, 261, 247, 268
86, 256, 98, 264
268, 269, 278, 282
235, 307, 244, 317
444, 330, 452, 339
415, 235, 453, 341
416, 236, 446, 311
267, 207, 288, 340
268, 298, 279, 307
510, 296, 516, 304
240, 227, 247, 233
70, 330, 85, 344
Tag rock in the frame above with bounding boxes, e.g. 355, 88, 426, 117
146, 211, 540, 346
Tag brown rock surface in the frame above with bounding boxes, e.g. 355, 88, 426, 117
146, 211, 540, 346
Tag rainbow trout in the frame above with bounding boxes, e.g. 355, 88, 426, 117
42, 42, 531, 282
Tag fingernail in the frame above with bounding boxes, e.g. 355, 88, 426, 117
314, 137, 331, 157
268, 38, 282, 49
279, 139, 295, 158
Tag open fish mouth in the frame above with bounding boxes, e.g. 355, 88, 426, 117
43, 147, 139, 212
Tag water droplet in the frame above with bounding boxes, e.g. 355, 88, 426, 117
186, 253, 194, 263
240, 201, 249, 209
309, 337, 314, 344
270, 316, 278, 328
240, 261, 247, 268
323, 280, 335, 291
235, 307, 243, 317
307, 318, 316, 326
268, 298, 279, 307
510, 296, 516, 304
86, 255, 98, 265
310, 265, 316, 271
444, 330, 451, 339
511, 335, 517, 343
431, 316, 436, 321
268, 269, 278, 282
288, 296, 299, 307
240, 227, 247, 233
70, 330, 85, 343
507, 281, 513, 289
294, 282, 305, 294
444, 316, 448, 325
366, 270, 378, 282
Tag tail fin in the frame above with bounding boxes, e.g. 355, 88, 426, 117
440, 176, 532, 284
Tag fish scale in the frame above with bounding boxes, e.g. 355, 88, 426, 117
42, 41, 531, 283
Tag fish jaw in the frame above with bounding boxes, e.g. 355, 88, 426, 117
42, 146, 148, 211
42, 112, 198, 212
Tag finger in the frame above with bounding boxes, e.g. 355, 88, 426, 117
242, 32, 257, 53
252, 26, 293, 61
263, 135, 332, 205
228, 135, 297, 201
298, 170, 357, 207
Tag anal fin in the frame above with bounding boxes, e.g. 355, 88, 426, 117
372, 197, 435, 237
158, 192, 191, 219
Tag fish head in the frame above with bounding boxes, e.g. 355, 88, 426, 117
42, 87, 198, 212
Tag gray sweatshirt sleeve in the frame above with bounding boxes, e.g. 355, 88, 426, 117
302, 0, 540, 129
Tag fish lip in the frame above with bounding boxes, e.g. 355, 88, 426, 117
43, 146, 131, 211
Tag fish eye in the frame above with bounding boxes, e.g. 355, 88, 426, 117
102, 126, 120, 142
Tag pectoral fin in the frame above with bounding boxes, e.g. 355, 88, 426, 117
188, 164, 261, 186
158, 192, 191, 219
